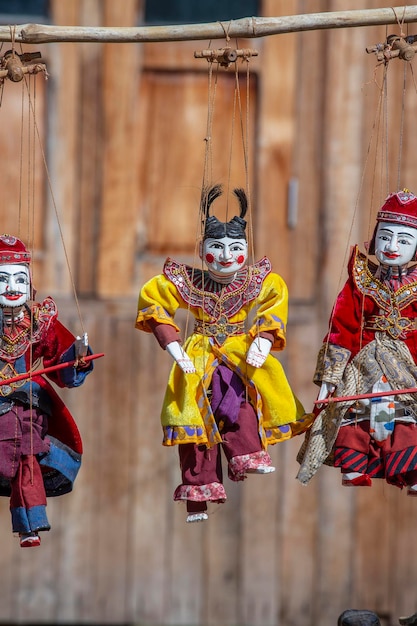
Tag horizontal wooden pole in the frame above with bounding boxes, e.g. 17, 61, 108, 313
0, 6, 416, 43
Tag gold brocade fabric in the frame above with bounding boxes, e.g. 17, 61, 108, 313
313, 344, 351, 386
193, 317, 245, 345
352, 246, 417, 339
0, 297, 57, 362
296, 333, 417, 484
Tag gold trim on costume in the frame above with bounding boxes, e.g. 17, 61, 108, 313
365, 312, 416, 339
194, 316, 245, 345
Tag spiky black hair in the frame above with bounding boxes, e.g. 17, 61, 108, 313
201, 184, 248, 240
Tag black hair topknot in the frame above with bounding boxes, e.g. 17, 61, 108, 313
201, 184, 248, 241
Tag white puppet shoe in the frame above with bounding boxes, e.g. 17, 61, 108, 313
247, 465, 276, 474
186, 512, 209, 523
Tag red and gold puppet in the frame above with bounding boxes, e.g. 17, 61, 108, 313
136, 185, 313, 522
298, 190, 417, 492
0, 235, 94, 547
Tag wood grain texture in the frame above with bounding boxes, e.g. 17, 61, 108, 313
0, 1, 415, 625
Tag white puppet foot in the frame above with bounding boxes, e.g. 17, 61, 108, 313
407, 484, 417, 496
186, 512, 209, 523
19, 531, 41, 548
342, 472, 372, 487
247, 465, 276, 474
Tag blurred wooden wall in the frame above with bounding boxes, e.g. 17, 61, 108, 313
0, 0, 416, 625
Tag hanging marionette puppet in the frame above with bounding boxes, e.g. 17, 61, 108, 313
297, 190, 417, 493
136, 184, 313, 522
0, 234, 94, 547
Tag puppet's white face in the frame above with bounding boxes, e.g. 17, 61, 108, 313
201, 237, 248, 279
0, 264, 30, 308
375, 222, 417, 266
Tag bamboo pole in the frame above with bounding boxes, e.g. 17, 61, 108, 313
1, 6, 417, 43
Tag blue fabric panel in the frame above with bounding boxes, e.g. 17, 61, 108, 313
27, 505, 50, 531
59, 344, 94, 387
11, 506, 30, 533
39, 438, 81, 483
11, 505, 50, 533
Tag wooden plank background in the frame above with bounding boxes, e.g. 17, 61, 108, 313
0, 0, 416, 625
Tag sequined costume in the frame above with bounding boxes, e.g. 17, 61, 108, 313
136, 256, 313, 507
297, 244, 417, 487
0, 295, 93, 536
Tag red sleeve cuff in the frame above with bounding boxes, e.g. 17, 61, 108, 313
148, 320, 181, 349
259, 331, 274, 344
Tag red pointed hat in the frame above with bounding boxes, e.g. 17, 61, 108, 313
377, 189, 417, 228
0, 235, 31, 264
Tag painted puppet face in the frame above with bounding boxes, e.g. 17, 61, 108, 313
201, 236, 248, 279
374, 222, 417, 266
0, 264, 30, 308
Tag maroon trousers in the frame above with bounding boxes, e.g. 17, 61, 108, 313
177, 401, 269, 513
10, 455, 46, 509
0, 404, 50, 532
334, 421, 417, 487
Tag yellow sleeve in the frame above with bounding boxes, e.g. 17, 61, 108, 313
248, 272, 288, 351
135, 273, 182, 334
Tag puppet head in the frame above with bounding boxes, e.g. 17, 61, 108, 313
199, 185, 248, 281
368, 190, 417, 265
0, 235, 32, 309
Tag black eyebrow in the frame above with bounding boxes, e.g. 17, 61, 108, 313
378, 229, 416, 238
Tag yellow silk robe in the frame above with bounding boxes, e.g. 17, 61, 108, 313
136, 257, 312, 449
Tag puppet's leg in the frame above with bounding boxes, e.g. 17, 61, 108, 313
10, 454, 50, 547
333, 422, 374, 486
224, 401, 274, 481
209, 367, 273, 478
341, 472, 373, 486
174, 443, 227, 522
9, 404, 50, 545
380, 423, 417, 493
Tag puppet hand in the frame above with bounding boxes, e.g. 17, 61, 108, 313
246, 337, 272, 368
75, 332, 88, 359
74, 332, 89, 369
317, 381, 336, 405
166, 341, 196, 374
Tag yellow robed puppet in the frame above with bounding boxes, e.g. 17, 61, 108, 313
136, 185, 313, 522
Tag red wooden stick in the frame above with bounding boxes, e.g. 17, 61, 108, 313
0, 352, 104, 387
314, 386, 417, 406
